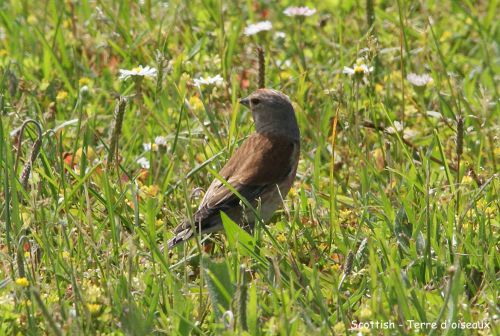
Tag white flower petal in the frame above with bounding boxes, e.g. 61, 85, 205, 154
136, 157, 150, 169
244, 21, 273, 36
283, 6, 316, 17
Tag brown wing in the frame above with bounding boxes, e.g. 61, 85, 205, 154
199, 132, 298, 210
171, 133, 298, 240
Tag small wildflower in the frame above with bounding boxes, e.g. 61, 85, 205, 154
426, 111, 442, 119
79, 77, 91, 86
118, 65, 157, 81
188, 95, 204, 111
385, 121, 403, 134
375, 83, 384, 93
276, 233, 287, 243
155, 136, 168, 147
330, 264, 341, 272
283, 6, 316, 17
56, 90, 69, 102
407, 73, 433, 87
140, 184, 160, 198
62, 251, 71, 260
274, 31, 286, 39
244, 21, 272, 36
485, 206, 496, 219
143, 143, 158, 152
87, 303, 101, 315
343, 64, 373, 77
476, 199, 486, 210
136, 157, 150, 169
27, 15, 38, 25
15, 277, 29, 287
461, 175, 473, 185
333, 322, 346, 334
193, 74, 224, 87
359, 307, 372, 321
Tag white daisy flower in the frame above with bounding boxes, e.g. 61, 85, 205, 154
343, 64, 374, 76
155, 136, 168, 146
118, 65, 157, 81
193, 74, 224, 87
137, 157, 150, 169
283, 6, 316, 17
385, 121, 404, 134
143, 143, 153, 152
426, 111, 442, 119
274, 31, 286, 39
244, 21, 273, 36
407, 73, 433, 87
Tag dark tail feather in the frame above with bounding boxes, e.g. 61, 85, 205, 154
167, 227, 194, 250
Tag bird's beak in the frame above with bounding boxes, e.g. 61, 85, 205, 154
239, 97, 250, 107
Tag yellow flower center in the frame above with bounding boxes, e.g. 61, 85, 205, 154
132, 67, 142, 73
354, 65, 365, 74
15, 277, 30, 287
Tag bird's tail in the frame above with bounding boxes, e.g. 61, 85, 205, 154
167, 227, 194, 250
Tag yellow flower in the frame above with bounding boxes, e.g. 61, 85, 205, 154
359, 326, 371, 334
494, 147, 500, 158
461, 175, 473, 185
74, 147, 96, 165
375, 83, 384, 93
188, 95, 204, 112
0, 50, 8, 57
276, 233, 287, 243
87, 303, 101, 315
485, 207, 496, 219
333, 322, 346, 334
440, 31, 452, 42
62, 19, 72, 29
140, 184, 160, 198
15, 277, 30, 287
330, 264, 341, 272
56, 90, 68, 102
27, 15, 38, 25
476, 199, 486, 210
288, 187, 298, 197
359, 307, 372, 321
62, 251, 71, 260
79, 77, 91, 86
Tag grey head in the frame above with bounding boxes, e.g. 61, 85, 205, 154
240, 88, 300, 141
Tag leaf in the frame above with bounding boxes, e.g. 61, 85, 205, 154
202, 256, 235, 319
220, 212, 256, 257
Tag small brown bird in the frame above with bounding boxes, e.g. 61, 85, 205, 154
168, 89, 300, 249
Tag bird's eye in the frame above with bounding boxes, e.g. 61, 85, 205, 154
250, 98, 261, 105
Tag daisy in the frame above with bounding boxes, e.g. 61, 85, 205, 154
283, 6, 316, 17
193, 74, 224, 87
244, 21, 273, 36
136, 157, 150, 169
343, 64, 373, 77
407, 73, 433, 87
119, 65, 157, 81
155, 136, 168, 146
385, 121, 403, 134
274, 31, 286, 39
143, 143, 157, 152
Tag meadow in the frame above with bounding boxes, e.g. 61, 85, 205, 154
0, 0, 499, 335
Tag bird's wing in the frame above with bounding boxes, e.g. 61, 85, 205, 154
171, 133, 298, 239
198, 132, 298, 216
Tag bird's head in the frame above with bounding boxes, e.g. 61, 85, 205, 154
240, 89, 300, 141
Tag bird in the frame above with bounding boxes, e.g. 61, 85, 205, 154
168, 88, 300, 249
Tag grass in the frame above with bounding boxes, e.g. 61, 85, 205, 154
0, 0, 499, 335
